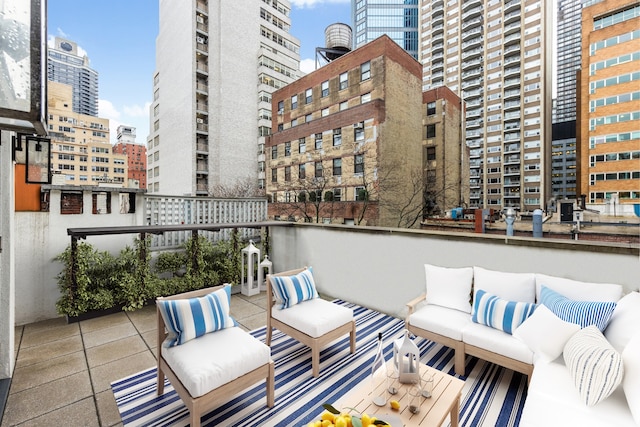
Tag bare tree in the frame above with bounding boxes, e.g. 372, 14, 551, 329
208, 177, 264, 198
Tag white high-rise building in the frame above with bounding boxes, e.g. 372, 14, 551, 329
147, 0, 300, 196
420, 0, 553, 212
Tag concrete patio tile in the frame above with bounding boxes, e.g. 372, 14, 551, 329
141, 330, 158, 359
126, 305, 157, 333
1, 370, 92, 426
15, 396, 99, 427
10, 350, 87, 394
90, 351, 156, 393
96, 389, 123, 427
86, 335, 148, 368
21, 316, 69, 334
230, 296, 266, 319
19, 321, 79, 348
16, 334, 83, 368
237, 312, 268, 332
79, 311, 130, 334
82, 322, 138, 349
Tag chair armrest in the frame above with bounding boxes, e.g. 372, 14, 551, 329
406, 293, 427, 316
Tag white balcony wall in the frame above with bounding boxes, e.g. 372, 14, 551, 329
270, 224, 639, 319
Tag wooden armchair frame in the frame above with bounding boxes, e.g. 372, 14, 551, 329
157, 286, 274, 427
266, 267, 356, 377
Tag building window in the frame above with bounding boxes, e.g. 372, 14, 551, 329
284, 141, 291, 156
277, 100, 284, 114
426, 124, 436, 138
291, 94, 298, 109
340, 72, 348, 90
305, 88, 312, 104
315, 133, 323, 149
427, 102, 436, 115
322, 108, 329, 117
271, 145, 278, 159
299, 137, 306, 153
315, 161, 323, 177
277, 123, 283, 131
333, 188, 342, 201
284, 166, 291, 181
340, 101, 348, 111
361, 92, 371, 103
305, 113, 312, 123
61, 192, 83, 215
271, 168, 277, 182
291, 118, 297, 127
426, 146, 436, 161
322, 80, 329, 97
333, 128, 342, 146
354, 122, 364, 141
361, 61, 371, 81
354, 154, 364, 174
299, 163, 306, 179
92, 192, 111, 214
333, 158, 342, 176
355, 186, 367, 201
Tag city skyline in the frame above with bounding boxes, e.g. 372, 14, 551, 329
47, 0, 351, 145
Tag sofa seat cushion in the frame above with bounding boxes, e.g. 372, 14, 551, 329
272, 298, 353, 338
408, 304, 472, 341
462, 322, 534, 364
162, 326, 271, 398
520, 358, 635, 427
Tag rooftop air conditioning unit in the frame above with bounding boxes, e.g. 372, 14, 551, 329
196, 15, 204, 24
197, 36, 205, 44
196, 118, 204, 124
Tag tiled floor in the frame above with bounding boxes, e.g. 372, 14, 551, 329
2, 291, 269, 427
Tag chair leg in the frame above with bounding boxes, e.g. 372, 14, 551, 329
157, 365, 165, 395
266, 361, 275, 407
266, 325, 272, 345
312, 345, 320, 378
454, 346, 466, 376
350, 322, 356, 354
190, 411, 201, 427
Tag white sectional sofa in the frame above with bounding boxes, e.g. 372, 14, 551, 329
405, 265, 640, 426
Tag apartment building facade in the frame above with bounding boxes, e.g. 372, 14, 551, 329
267, 35, 424, 228
47, 37, 99, 117
420, 0, 553, 212
147, 0, 300, 196
113, 126, 147, 189
47, 82, 127, 186
578, 0, 640, 209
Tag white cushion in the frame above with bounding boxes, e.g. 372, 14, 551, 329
513, 304, 581, 363
162, 326, 271, 398
563, 326, 624, 406
604, 291, 640, 352
424, 264, 474, 313
272, 298, 353, 338
473, 266, 536, 303
535, 273, 622, 302
520, 358, 635, 427
408, 304, 472, 341
462, 322, 534, 364
622, 331, 640, 424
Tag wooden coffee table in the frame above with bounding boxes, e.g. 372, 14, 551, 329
336, 360, 464, 427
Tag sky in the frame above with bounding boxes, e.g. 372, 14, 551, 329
47, 0, 351, 145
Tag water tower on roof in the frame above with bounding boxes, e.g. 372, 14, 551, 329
315, 23, 352, 69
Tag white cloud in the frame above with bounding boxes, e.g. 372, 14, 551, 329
290, 0, 350, 8
99, 99, 150, 145
299, 58, 316, 74
123, 102, 151, 118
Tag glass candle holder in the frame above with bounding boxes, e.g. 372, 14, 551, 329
422, 373, 434, 398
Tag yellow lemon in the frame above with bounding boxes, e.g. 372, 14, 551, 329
321, 412, 336, 423
314, 421, 322, 427
321, 420, 333, 427
342, 414, 352, 427
335, 415, 347, 427
390, 399, 401, 411
360, 413, 371, 427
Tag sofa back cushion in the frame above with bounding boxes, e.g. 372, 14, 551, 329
622, 331, 640, 424
157, 284, 237, 347
472, 289, 537, 334
424, 264, 474, 313
270, 267, 319, 309
535, 273, 622, 303
604, 291, 640, 352
473, 266, 536, 303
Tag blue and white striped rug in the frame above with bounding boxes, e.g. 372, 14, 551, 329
111, 301, 527, 426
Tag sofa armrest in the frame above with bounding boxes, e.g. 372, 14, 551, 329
406, 293, 427, 316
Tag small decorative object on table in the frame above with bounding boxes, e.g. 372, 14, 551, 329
313, 403, 393, 427
394, 329, 421, 384
422, 373, 434, 398
371, 332, 388, 406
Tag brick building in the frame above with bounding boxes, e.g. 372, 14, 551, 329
267, 35, 424, 228
113, 126, 147, 189
578, 1, 640, 209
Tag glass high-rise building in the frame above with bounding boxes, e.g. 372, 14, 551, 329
353, 0, 420, 59
47, 37, 99, 117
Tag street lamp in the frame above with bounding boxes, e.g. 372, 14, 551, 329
505, 208, 516, 236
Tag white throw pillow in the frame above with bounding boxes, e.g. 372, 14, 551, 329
473, 266, 536, 303
563, 325, 624, 407
604, 291, 640, 353
424, 264, 473, 314
622, 331, 640, 424
513, 304, 580, 363
535, 273, 622, 302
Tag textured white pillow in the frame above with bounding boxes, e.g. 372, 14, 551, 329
424, 264, 473, 313
473, 266, 536, 303
604, 291, 640, 352
563, 325, 624, 406
513, 304, 580, 363
622, 332, 640, 424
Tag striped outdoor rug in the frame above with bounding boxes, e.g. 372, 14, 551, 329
111, 301, 527, 426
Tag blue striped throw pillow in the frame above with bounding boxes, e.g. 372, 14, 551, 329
157, 284, 236, 347
270, 267, 319, 309
540, 285, 616, 332
472, 289, 537, 334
